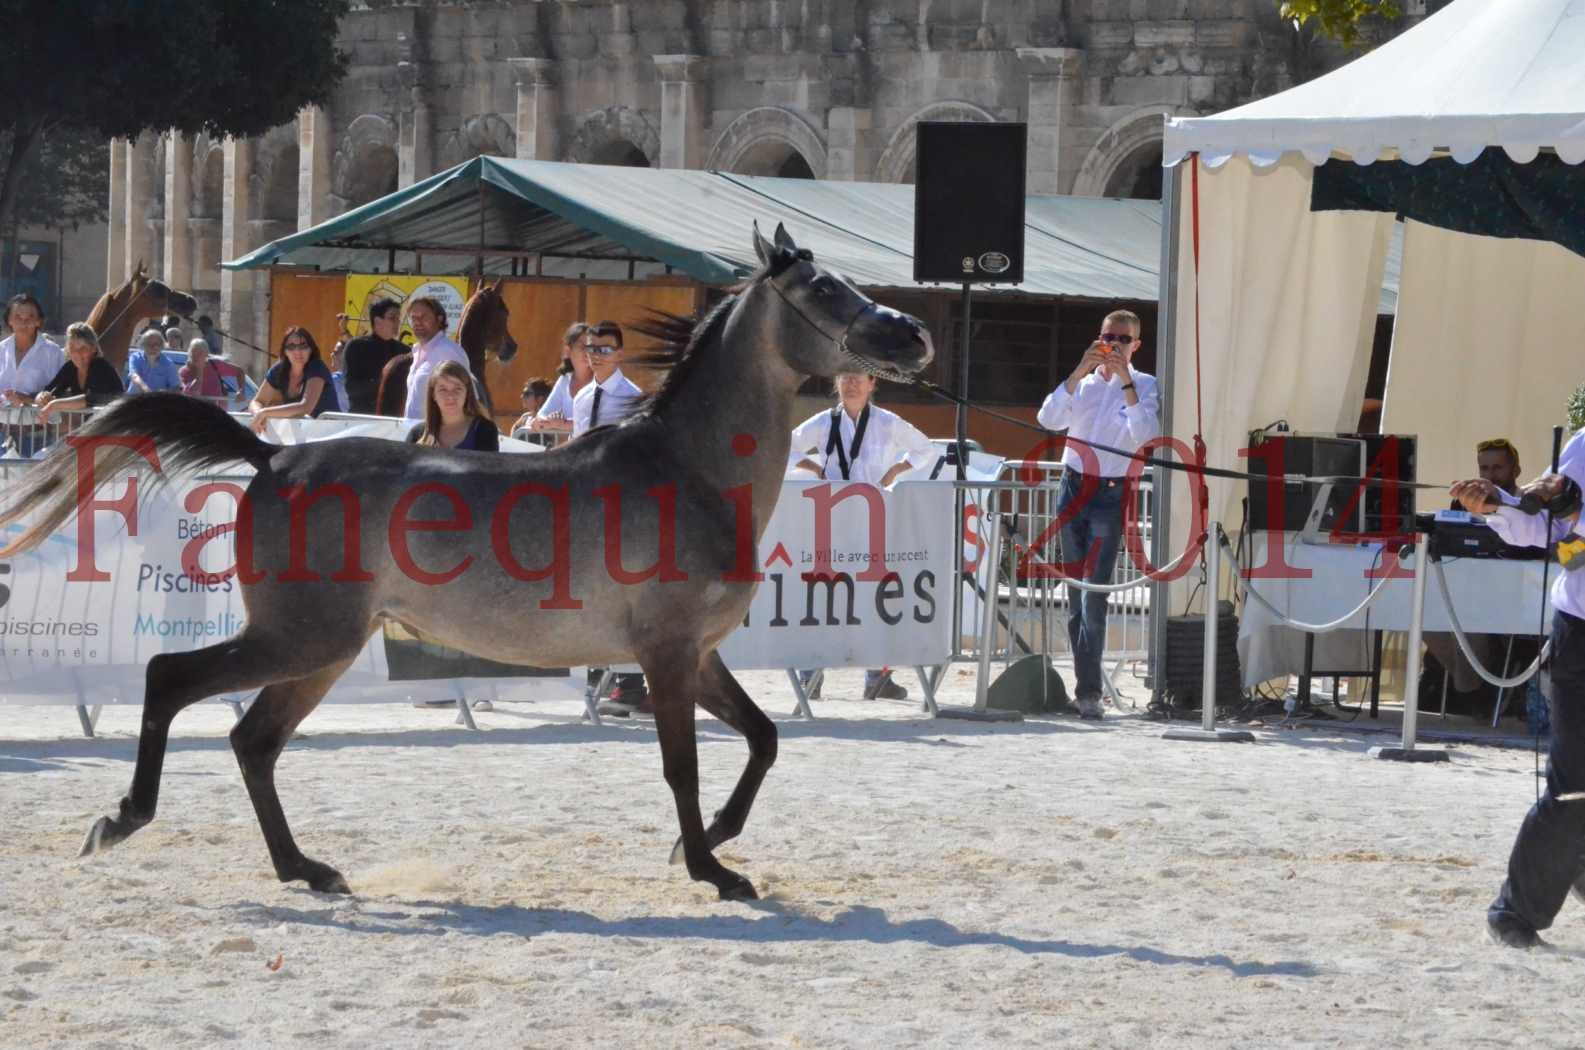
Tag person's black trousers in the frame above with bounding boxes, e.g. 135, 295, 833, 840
1491, 608, 1585, 931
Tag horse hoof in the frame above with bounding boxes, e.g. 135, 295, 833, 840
717, 874, 758, 902
78, 816, 120, 857
290, 859, 352, 895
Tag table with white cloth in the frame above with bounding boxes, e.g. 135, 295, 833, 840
1236, 534, 1557, 703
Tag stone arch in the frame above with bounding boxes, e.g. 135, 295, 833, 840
191, 139, 225, 220
707, 107, 827, 179
437, 113, 516, 170
1072, 107, 1177, 199
332, 113, 400, 211
251, 124, 300, 222
873, 100, 999, 184
566, 106, 659, 167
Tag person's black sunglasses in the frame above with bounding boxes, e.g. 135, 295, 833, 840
1099, 333, 1135, 345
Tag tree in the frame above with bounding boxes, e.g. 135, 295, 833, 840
1278, 0, 1402, 48
0, 125, 108, 231
0, 0, 351, 233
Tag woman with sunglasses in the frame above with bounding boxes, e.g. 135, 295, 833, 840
530, 322, 593, 435
249, 326, 336, 434
405, 359, 500, 451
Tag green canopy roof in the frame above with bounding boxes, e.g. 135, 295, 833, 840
224, 156, 1162, 300
225, 155, 1403, 311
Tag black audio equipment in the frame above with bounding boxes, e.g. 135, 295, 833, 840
913, 122, 1027, 284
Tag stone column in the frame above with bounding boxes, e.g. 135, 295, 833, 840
826, 107, 873, 182
163, 133, 193, 290
220, 137, 263, 371
652, 55, 709, 170
509, 58, 559, 160
123, 131, 158, 277
106, 139, 126, 287
1016, 47, 1085, 196
398, 62, 432, 188
297, 105, 334, 228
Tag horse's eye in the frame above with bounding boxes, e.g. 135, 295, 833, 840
813, 278, 837, 297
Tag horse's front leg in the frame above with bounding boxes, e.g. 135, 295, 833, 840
645, 653, 757, 901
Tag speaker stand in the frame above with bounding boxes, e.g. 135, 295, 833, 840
954, 281, 972, 483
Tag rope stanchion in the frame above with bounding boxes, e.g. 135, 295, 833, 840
1430, 558, 1550, 690
1035, 540, 1198, 594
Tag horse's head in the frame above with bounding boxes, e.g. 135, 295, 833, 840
750, 223, 933, 382
459, 278, 518, 364
105, 262, 198, 325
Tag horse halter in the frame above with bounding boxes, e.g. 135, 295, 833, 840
764, 259, 918, 384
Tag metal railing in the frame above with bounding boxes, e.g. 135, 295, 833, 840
0, 404, 96, 460
951, 462, 1155, 703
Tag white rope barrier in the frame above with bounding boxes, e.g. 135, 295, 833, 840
1429, 558, 1550, 689
1039, 540, 1198, 594
1222, 532, 1399, 634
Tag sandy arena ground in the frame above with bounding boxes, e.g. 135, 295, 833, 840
2, 664, 1579, 1049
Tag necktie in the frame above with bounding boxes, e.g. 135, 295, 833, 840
591, 386, 603, 428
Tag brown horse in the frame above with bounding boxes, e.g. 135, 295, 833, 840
373, 278, 517, 416
85, 262, 199, 375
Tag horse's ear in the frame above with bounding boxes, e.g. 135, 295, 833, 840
752, 222, 775, 266
773, 223, 796, 253
490, 276, 503, 291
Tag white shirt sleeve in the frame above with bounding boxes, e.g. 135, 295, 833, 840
1122, 377, 1161, 448
1037, 383, 1073, 431
540, 373, 574, 418
1486, 432, 1585, 547
889, 414, 937, 469
788, 411, 828, 473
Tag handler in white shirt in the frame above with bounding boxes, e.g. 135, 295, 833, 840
789, 371, 936, 702
789, 372, 937, 487
1035, 308, 1160, 721
571, 320, 643, 437
402, 296, 470, 420
0, 293, 64, 406
1453, 431, 1585, 948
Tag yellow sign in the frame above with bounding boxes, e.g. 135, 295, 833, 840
342, 274, 471, 343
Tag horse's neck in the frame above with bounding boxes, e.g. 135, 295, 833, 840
653, 303, 800, 503
88, 291, 137, 374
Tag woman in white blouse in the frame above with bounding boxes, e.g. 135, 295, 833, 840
790, 371, 937, 701
529, 321, 594, 435
789, 372, 936, 486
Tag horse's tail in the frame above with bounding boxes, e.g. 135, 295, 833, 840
0, 392, 278, 558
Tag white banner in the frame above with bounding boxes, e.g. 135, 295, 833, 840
0, 459, 954, 703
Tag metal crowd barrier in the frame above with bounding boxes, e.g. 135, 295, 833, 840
951, 462, 1154, 705
0, 404, 95, 460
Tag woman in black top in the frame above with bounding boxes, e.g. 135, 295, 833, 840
404, 359, 500, 451
36, 322, 123, 422
249, 325, 335, 434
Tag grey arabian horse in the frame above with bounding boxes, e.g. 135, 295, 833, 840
0, 225, 933, 901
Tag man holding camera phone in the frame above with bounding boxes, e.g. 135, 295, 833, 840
1036, 310, 1160, 720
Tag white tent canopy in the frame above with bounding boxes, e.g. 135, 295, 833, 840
1163, 0, 1585, 168
1147, 0, 1585, 685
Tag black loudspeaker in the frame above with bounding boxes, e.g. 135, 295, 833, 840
987, 655, 1071, 714
913, 122, 1027, 284
1160, 602, 1244, 715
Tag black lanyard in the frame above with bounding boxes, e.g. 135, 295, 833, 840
824, 403, 870, 480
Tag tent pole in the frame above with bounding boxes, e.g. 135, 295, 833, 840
1150, 158, 1184, 708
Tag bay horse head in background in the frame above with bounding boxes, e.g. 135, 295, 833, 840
86, 262, 199, 376
376, 278, 518, 417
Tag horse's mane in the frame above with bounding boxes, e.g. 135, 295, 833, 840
625, 292, 740, 416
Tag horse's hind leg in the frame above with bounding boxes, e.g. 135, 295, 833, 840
668, 651, 777, 865
80, 629, 302, 857
230, 658, 356, 893
645, 649, 757, 901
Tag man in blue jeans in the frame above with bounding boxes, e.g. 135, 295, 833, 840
1036, 310, 1160, 720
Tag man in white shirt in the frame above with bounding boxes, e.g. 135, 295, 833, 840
1454, 433, 1585, 948
1036, 309, 1160, 720
0, 293, 65, 457
402, 296, 470, 420
571, 320, 643, 437
571, 320, 650, 717
0, 293, 64, 406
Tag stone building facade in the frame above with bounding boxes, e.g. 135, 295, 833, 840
105, 0, 1387, 368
